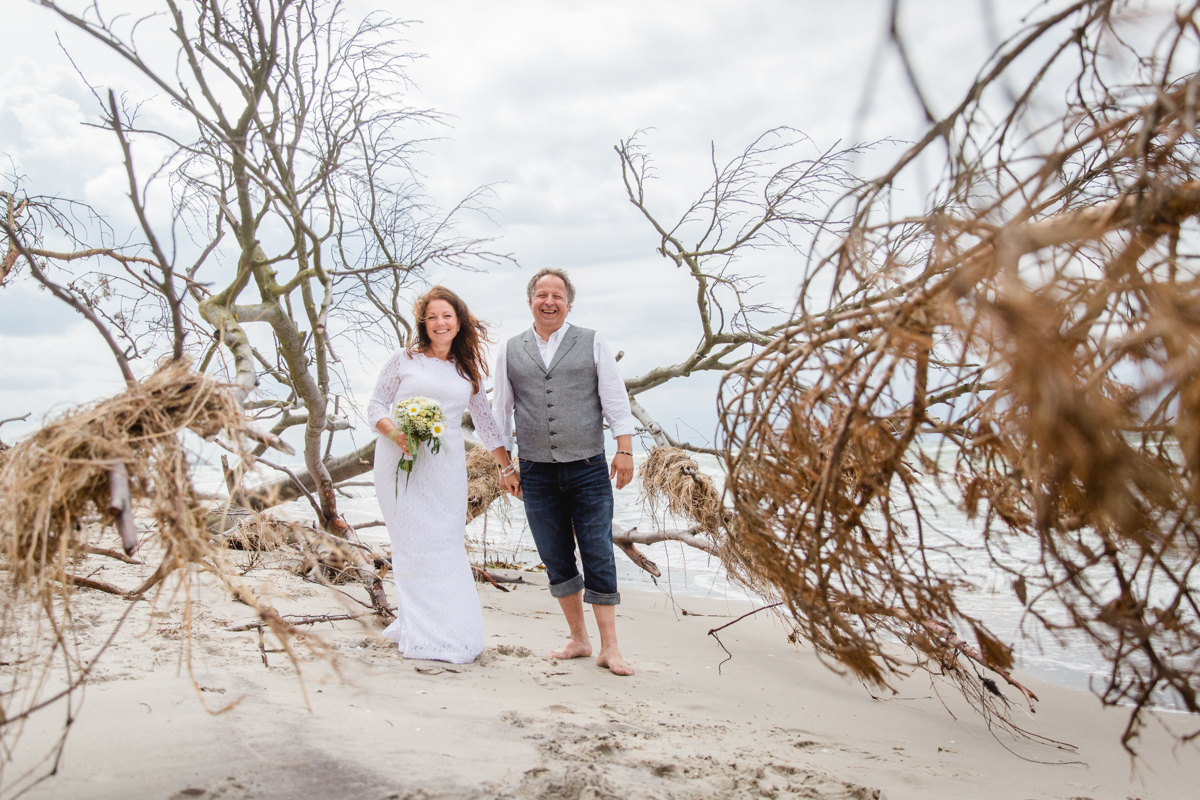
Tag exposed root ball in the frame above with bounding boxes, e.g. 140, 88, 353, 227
0, 359, 247, 592
466, 444, 505, 522
224, 515, 299, 552
637, 446, 726, 539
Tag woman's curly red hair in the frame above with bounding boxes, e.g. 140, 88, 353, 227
410, 285, 491, 394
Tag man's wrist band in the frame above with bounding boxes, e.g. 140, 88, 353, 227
616, 450, 633, 457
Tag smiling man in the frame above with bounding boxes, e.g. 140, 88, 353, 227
493, 268, 636, 676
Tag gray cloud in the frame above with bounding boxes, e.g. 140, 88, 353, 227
5, 0, 1035, 446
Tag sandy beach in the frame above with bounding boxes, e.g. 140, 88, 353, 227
5, 546, 1197, 800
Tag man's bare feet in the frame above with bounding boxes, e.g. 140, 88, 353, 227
549, 638, 592, 659
596, 648, 634, 676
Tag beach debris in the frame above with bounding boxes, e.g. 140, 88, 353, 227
706, 602, 784, 674
878, 608, 1038, 712
472, 566, 511, 592
226, 612, 374, 634
612, 522, 718, 557
105, 462, 139, 555
625, 446, 780, 585
613, 537, 661, 578
709, 1, 1200, 754
83, 544, 144, 565
466, 442, 507, 522
638, 446, 727, 540
0, 359, 247, 588
0, 362, 350, 779
478, 571, 528, 587
0, 412, 28, 466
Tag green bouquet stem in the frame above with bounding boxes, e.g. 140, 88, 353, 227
394, 433, 442, 489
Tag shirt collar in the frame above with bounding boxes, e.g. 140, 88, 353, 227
533, 321, 570, 347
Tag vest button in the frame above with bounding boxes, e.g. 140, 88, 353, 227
551, 445, 558, 450
545, 374, 551, 379
550, 431, 556, 436
546, 389, 552, 394
547, 403, 554, 408
548, 418, 555, 422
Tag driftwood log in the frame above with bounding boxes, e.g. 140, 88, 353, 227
106, 462, 138, 556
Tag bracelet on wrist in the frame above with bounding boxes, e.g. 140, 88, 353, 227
499, 463, 516, 477
616, 450, 633, 457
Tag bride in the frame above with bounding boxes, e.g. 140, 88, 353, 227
367, 286, 512, 663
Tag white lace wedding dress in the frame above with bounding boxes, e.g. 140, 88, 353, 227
367, 350, 504, 663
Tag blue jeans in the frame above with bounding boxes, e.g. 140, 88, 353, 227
519, 453, 620, 605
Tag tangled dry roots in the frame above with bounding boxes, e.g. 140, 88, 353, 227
0, 360, 263, 775
636, 446, 765, 586
224, 514, 299, 552
637, 447, 726, 539
466, 444, 505, 523
718, 306, 962, 678
0, 360, 246, 587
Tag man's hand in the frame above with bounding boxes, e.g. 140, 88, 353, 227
610, 452, 634, 490
501, 471, 522, 499
492, 449, 522, 499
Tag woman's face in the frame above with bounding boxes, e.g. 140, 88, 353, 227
423, 298, 459, 349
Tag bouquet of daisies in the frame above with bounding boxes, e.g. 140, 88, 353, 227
392, 396, 447, 486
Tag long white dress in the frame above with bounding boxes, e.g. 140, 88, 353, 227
367, 350, 504, 663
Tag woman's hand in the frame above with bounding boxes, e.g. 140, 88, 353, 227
493, 447, 521, 499
500, 471, 522, 499
378, 423, 412, 456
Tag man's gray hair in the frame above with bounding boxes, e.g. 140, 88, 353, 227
526, 268, 576, 305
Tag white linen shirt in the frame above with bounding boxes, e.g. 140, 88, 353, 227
492, 322, 636, 453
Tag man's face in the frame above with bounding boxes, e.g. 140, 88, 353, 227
529, 275, 571, 334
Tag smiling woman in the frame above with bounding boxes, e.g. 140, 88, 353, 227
367, 285, 511, 664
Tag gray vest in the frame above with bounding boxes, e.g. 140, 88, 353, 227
506, 326, 605, 462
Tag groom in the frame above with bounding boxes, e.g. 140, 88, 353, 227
494, 268, 636, 676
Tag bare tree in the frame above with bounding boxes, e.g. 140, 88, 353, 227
0, 1, 515, 787
2, 0, 514, 611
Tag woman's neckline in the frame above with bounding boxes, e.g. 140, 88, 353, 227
415, 349, 453, 363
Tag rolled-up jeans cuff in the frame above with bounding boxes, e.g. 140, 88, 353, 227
583, 589, 620, 606
548, 574, 585, 598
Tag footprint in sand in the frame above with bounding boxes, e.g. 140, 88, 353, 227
496, 644, 534, 657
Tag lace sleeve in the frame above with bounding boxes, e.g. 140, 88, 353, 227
367, 350, 409, 429
467, 387, 505, 452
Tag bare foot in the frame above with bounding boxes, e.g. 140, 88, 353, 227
549, 638, 592, 659
596, 649, 634, 676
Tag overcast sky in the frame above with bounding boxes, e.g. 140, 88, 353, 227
0, 0, 1046, 449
